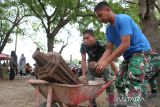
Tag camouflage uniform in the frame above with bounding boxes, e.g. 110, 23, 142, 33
115, 52, 160, 106
80, 40, 115, 106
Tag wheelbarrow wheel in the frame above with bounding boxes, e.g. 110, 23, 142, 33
39, 101, 58, 107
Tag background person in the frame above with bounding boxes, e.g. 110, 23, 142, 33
9, 51, 17, 80
25, 63, 32, 75
19, 54, 26, 77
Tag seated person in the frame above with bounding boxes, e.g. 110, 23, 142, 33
25, 63, 32, 75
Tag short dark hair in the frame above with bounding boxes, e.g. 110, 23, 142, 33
94, 1, 111, 12
83, 29, 94, 36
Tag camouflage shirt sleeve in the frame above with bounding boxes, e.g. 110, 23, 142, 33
97, 40, 106, 53
80, 43, 86, 54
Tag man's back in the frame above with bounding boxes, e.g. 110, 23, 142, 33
106, 14, 151, 59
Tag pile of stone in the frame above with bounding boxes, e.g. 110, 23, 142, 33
32, 51, 81, 84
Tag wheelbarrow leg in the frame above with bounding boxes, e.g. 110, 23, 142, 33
35, 85, 40, 107
46, 86, 52, 107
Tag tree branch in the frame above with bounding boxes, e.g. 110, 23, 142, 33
77, 0, 80, 9
50, 7, 59, 19
37, 0, 48, 17
158, 19, 160, 25
51, 17, 70, 37
59, 36, 70, 54
0, 8, 21, 52
142, 0, 150, 19
29, 4, 47, 32
155, 3, 160, 13
124, 0, 137, 4
50, 1, 64, 23
1, 17, 14, 24
77, 14, 95, 17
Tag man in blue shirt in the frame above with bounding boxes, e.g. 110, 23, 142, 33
94, 1, 160, 107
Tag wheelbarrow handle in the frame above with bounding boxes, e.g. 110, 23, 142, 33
96, 78, 115, 97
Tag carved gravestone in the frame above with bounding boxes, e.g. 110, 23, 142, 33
88, 61, 102, 78
32, 51, 81, 84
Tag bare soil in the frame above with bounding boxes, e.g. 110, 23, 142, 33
1, 76, 160, 107
0, 76, 107, 107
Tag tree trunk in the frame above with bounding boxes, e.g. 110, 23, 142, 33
0, 71, 3, 79
139, 0, 160, 91
47, 34, 54, 52
138, 0, 160, 53
0, 62, 3, 79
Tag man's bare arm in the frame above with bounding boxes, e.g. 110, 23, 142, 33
110, 62, 118, 75
99, 42, 114, 62
81, 53, 86, 78
106, 35, 130, 64
96, 35, 130, 72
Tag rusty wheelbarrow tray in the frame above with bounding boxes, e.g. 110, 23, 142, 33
26, 79, 115, 107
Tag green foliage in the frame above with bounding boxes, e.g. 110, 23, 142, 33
19, 0, 102, 51
24, 0, 140, 45
0, 0, 18, 44
46, 0, 77, 9
72, 1, 103, 40
75, 0, 139, 42
20, 0, 78, 21
0, 0, 30, 53
95, 30, 106, 41
117, 0, 139, 24
0, 0, 153, 52
107, 0, 125, 14
123, 2, 139, 24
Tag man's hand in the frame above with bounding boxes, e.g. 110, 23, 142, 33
81, 75, 86, 80
88, 61, 98, 71
79, 75, 87, 84
96, 60, 109, 73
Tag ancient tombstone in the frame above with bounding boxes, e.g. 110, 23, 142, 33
88, 61, 102, 78
32, 51, 81, 84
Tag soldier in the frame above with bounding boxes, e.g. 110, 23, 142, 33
80, 29, 118, 107
94, 1, 160, 107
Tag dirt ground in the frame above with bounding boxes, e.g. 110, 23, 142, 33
0, 76, 108, 107
1, 76, 160, 107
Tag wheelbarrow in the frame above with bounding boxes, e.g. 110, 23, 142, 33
26, 78, 115, 107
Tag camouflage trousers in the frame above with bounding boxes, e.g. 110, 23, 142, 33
87, 64, 115, 105
115, 52, 160, 106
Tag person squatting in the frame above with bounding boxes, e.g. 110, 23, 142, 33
80, 29, 118, 107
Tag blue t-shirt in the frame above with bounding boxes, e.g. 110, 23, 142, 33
106, 14, 151, 59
